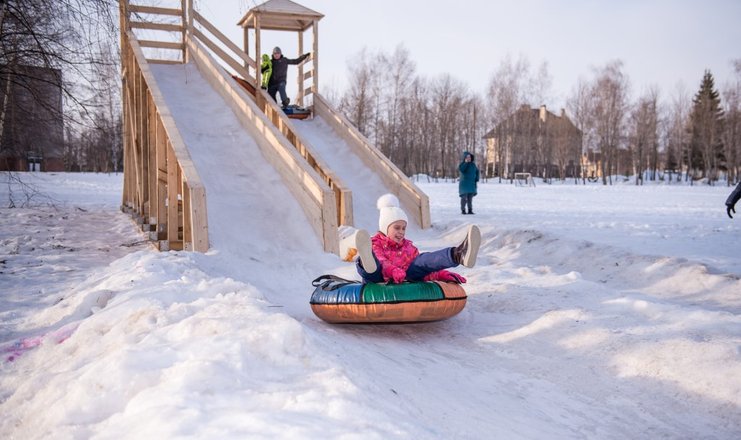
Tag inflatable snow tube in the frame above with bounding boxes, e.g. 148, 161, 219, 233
309, 275, 467, 324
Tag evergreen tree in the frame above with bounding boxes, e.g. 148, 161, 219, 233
686, 70, 725, 181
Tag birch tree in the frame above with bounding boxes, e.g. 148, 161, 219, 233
721, 59, 741, 184
590, 60, 630, 185
629, 87, 659, 185
567, 77, 594, 183
665, 84, 690, 182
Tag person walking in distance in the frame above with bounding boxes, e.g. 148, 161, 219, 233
459, 150, 479, 214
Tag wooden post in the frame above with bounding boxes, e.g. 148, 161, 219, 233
156, 116, 167, 237
254, 15, 262, 107
182, 181, 192, 249
147, 95, 157, 224
141, 79, 150, 220
243, 26, 250, 71
166, 142, 178, 247
255, 15, 261, 84
181, 0, 188, 62
120, 20, 130, 209
189, 184, 208, 251
313, 20, 319, 97
176, 164, 183, 244
298, 30, 304, 106
137, 69, 147, 215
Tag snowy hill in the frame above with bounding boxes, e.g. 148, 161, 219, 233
1, 172, 740, 439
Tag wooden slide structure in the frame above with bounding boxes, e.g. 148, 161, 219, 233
119, 0, 429, 254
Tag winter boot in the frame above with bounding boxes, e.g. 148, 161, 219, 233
452, 224, 481, 268
354, 229, 377, 273
338, 227, 376, 273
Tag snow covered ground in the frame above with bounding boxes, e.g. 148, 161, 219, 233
1, 171, 739, 439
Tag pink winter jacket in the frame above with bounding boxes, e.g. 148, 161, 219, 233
370, 232, 452, 283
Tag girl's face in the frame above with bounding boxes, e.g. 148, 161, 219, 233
386, 220, 407, 244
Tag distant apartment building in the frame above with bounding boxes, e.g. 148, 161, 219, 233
0, 65, 65, 171
483, 105, 582, 180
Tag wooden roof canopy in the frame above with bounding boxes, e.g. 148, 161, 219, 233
237, 0, 324, 32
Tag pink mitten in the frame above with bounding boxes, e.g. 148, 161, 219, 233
391, 268, 407, 284
426, 270, 466, 284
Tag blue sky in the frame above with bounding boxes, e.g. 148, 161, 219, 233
196, 0, 741, 108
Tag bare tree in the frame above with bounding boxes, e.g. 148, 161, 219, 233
429, 74, 469, 177
529, 60, 554, 110
721, 59, 741, 184
400, 77, 432, 176
339, 48, 382, 140
486, 54, 532, 181
380, 44, 415, 167
465, 94, 486, 181
1, 0, 118, 172
629, 86, 659, 185
567, 77, 594, 183
590, 60, 630, 185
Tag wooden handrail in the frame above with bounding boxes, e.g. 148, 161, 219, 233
313, 93, 431, 228
192, 10, 256, 70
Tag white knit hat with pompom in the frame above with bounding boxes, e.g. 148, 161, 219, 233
377, 193, 408, 234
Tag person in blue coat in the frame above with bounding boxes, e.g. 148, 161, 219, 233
726, 181, 741, 219
458, 150, 479, 214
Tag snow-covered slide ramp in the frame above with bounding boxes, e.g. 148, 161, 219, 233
148, 60, 325, 257
160, 36, 343, 254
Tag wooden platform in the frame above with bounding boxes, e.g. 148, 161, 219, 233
285, 107, 311, 119
231, 75, 311, 119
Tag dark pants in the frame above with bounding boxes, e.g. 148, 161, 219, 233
460, 193, 474, 213
267, 81, 289, 106
356, 247, 456, 284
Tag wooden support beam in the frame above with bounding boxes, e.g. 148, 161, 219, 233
156, 116, 168, 237
147, 96, 158, 224
138, 40, 184, 50
166, 142, 179, 245
146, 59, 183, 65
130, 21, 184, 33
128, 5, 182, 16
